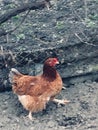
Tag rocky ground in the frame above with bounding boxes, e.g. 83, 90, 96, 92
0, 81, 98, 130
0, 0, 98, 130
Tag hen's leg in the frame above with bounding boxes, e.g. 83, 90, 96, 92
27, 111, 33, 121
52, 98, 70, 105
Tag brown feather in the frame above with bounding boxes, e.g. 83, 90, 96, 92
9, 58, 63, 116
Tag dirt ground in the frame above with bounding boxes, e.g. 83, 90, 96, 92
0, 81, 98, 130
0, 0, 98, 130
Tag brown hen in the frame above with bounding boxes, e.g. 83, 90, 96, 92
9, 58, 69, 120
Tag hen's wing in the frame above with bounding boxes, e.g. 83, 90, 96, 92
12, 75, 50, 96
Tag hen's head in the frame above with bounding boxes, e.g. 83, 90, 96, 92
44, 58, 59, 67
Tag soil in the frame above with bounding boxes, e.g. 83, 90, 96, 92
0, 81, 98, 130
0, 0, 98, 130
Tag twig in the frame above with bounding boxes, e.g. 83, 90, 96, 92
70, 2, 97, 47
6, 10, 30, 35
74, 33, 97, 46
0, 46, 7, 67
84, 0, 88, 20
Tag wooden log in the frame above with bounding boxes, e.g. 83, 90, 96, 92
0, 0, 49, 25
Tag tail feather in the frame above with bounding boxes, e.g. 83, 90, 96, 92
9, 68, 22, 84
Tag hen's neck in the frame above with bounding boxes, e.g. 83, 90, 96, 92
42, 64, 57, 80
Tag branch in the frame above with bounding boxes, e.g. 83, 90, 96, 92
7, 10, 30, 35
0, 0, 50, 25
74, 33, 98, 46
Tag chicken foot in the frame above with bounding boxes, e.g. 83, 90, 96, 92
52, 98, 70, 105
27, 111, 34, 121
